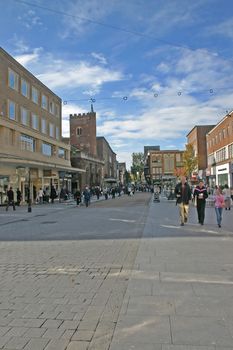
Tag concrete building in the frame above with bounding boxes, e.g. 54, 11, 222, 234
117, 162, 127, 185
206, 112, 233, 187
0, 47, 84, 205
145, 149, 184, 186
187, 125, 215, 181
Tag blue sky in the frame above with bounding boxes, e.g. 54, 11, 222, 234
1, 0, 233, 168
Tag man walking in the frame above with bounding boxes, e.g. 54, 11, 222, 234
175, 176, 192, 226
6, 187, 16, 211
193, 180, 208, 225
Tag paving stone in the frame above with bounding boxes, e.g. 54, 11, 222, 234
42, 319, 63, 328
72, 330, 94, 341
44, 338, 70, 350
9, 318, 46, 328
42, 327, 65, 338
4, 336, 30, 349
66, 341, 89, 350
23, 338, 50, 350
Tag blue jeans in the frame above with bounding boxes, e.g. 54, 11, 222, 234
215, 207, 223, 225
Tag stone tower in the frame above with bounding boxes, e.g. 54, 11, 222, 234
69, 106, 97, 156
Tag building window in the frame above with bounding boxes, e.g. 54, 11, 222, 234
20, 134, 35, 152
41, 118, 47, 134
41, 94, 48, 110
216, 148, 226, 162
32, 113, 39, 130
223, 129, 226, 138
8, 69, 19, 90
76, 127, 82, 136
32, 86, 39, 104
49, 123, 55, 137
8, 100, 16, 120
21, 107, 29, 126
58, 148, 65, 159
56, 126, 59, 140
42, 142, 52, 156
228, 144, 233, 159
21, 79, 29, 98
49, 101, 55, 114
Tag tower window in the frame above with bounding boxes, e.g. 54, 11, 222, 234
76, 127, 82, 136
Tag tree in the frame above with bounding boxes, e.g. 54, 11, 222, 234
131, 152, 144, 181
183, 144, 198, 179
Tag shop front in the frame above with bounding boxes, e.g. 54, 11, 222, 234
216, 163, 230, 187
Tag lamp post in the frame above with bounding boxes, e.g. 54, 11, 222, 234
27, 168, 32, 213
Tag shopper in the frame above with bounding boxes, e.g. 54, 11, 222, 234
193, 180, 208, 225
214, 188, 225, 228
6, 187, 16, 211
175, 176, 192, 226
223, 184, 231, 210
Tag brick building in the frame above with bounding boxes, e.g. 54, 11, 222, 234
66, 108, 104, 190
97, 137, 117, 185
206, 112, 233, 187
0, 47, 83, 205
145, 149, 184, 186
187, 125, 215, 181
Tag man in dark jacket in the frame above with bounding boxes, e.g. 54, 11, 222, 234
6, 187, 16, 211
193, 180, 208, 225
175, 176, 192, 226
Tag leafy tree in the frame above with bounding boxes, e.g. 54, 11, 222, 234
131, 152, 144, 181
183, 144, 198, 178
125, 170, 131, 184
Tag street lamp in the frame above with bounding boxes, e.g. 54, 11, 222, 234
27, 168, 32, 213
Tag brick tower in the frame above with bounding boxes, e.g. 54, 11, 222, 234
69, 105, 97, 156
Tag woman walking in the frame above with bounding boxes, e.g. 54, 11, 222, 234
214, 188, 225, 228
223, 184, 231, 210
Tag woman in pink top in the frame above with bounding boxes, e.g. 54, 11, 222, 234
214, 188, 225, 228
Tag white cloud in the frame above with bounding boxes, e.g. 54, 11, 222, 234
15, 47, 42, 66
207, 17, 233, 40
62, 103, 87, 137
91, 52, 107, 65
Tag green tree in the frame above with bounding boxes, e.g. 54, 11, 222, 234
183, 144, 198, 179
131, 152, 144, 181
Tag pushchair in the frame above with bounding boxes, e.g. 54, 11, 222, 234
153, 190, 160, 202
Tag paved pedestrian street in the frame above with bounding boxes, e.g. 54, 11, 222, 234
0, 193, 233, 349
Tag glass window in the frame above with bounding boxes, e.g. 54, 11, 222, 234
21, 79, 29, 98
32, 86, 39, 104
58, 148, 65, 158
56, 126, 59, 140
49, 101, 55, 114
32, 113, 39, 130
9, 100, 16, 120
49, 123, 55, 137
216, 148, 226, 162
55, 104, 59, 117
20, 134, 35, 152
41, 118, 47, 134
228, 144, 233, 159
41, 94, 48, 110
8, 69, 19, 90
42, 142, 52, 156
76, 127, 82, 136
21, 107, 29, 126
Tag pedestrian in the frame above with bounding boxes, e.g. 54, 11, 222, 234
193, 180, 208, 225
213, 188, 225, 228
74, 189, 81, 206
16, 188, 22, 206
175, 176, 192, 226
83, 187, 91, 207
50, 186, 57, 204
38, 188, 43, 204
6, 187, 16, 211
222, 184, 231, 210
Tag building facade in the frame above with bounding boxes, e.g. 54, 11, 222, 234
68, 110, 105, 189
145, 149, 184, 185
97, 137, 117, 185
206, 112, 233, 188
187, 125, 215, 181
0, 47, 83, 204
